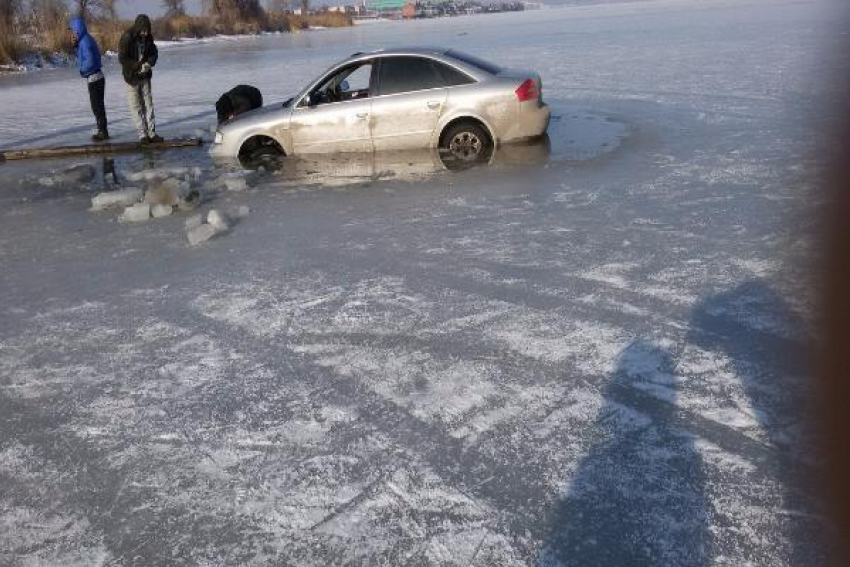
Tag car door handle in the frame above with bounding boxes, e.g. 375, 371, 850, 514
427, 101, 442, 110
356, 112, 369, 120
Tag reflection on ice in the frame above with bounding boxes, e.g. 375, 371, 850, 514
219, 108, 627, 189
228, 137, 549, 187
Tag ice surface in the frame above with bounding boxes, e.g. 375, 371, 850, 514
90, 187, 143, 211
37, 164, 96, 187
0, 0, 840, 565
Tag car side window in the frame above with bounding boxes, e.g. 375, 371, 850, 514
377, 56, 444, 96
431, 61, 475, 87
301, 62, 373, 107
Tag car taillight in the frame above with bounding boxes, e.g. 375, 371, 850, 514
516, 79, 540, 102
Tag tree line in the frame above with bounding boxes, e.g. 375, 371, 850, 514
1, 0, 349, 65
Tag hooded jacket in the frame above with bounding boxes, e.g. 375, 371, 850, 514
216, 85, 263, 123
69, 17, 102, 79
118, 15, 158, 86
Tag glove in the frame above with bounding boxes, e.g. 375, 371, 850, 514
139, 62, 152, 75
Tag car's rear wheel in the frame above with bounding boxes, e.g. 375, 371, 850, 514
439, 121, 494, 168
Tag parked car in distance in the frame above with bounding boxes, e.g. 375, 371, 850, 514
210, 47, 550, 165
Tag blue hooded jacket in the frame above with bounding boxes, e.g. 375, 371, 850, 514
69, 17, 102, 79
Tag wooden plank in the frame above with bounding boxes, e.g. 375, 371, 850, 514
0, 138, 203, 162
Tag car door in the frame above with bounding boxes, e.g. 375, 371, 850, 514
370, 56, 449, 151
289, 61, 375, 154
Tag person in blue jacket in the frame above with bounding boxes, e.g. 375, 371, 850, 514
69, 16, 109, 142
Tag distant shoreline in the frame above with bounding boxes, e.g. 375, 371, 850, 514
0, 24, 343, 76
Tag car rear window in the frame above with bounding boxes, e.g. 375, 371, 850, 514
432, 61, 475, 87
378, 56, 444, 95
446, 50, 502, 75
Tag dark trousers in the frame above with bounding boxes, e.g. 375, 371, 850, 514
87, 76, 108, 133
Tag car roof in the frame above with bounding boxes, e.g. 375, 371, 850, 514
350, 46, 448, 59
344, 47, 497, 80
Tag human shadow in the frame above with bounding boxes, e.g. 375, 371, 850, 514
688, 280, 809, 452
537, 340, 712, 566
688, 280, 827, 565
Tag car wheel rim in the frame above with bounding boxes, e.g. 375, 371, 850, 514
449, 131, 483, 161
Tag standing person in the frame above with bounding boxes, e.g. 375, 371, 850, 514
69, 16, 109, 142
118, 15, 161, 144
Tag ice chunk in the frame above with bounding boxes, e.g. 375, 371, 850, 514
91, 188, 143, 211
187, 223, 219, 246
151, 204, 174, 218
185, 214, 203, 230
122, 203, 151, 222
125, 167, 191, 183
225, 178, 248, 192
144, 185, 180, 206
207, 209, 230, 231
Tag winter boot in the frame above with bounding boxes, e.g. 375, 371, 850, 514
92, 130, 110, 142
149, 134, 164, 144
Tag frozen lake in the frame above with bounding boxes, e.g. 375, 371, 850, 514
0, 0, 845, 564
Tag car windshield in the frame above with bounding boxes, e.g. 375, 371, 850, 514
446, 49, 502, 75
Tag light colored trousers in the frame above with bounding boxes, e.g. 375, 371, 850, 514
127, 78, 156, 139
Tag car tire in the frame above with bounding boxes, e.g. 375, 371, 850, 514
439, 121, 494, 167
240, 142, 284, 170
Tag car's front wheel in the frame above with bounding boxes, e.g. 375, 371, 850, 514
239, 137, 285, 169
439, 121, 494, 168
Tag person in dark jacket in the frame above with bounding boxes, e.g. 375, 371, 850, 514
216, 85, 263, 124
118, 14, 161, 144
69, 16, 109, 142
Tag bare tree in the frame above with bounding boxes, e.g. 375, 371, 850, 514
75, 0, 117, 19
301, 0, 308, 14
98, 0, 117, 20
25, 0, 70, 53
204, 0, 264, 21
162, 0, 186, 17
28, 0, 67, 25
0, 0, 19, 26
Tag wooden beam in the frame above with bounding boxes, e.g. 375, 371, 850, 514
0, 138, 204, 162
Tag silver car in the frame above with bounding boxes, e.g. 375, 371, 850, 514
210, 47, 550, 164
